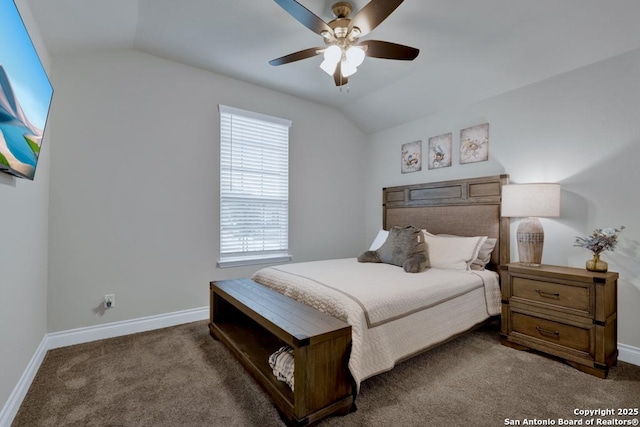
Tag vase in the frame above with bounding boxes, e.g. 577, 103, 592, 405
586, 253, 608, 272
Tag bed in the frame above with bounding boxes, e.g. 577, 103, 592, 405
209, 174, 510, 425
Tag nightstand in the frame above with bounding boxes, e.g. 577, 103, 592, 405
500, 263, 618, 378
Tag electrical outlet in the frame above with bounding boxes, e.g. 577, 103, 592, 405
104, 294, 115, 309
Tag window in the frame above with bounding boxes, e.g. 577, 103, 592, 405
218, 105, 291, 268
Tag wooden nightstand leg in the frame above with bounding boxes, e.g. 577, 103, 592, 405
565, 361, 608, 379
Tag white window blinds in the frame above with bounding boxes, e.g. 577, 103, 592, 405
218, 105, 291, 267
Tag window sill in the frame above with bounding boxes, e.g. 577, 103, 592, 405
217, 254, 292, 269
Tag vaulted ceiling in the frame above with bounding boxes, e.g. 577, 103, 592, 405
26, 0, 640, 133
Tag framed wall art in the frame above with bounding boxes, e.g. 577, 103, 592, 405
460, 123, 489, 164
427, 133, 452, 169
401, 140, 422, 173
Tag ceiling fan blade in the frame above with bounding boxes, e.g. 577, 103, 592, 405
359, 40, 419, 60
348, 0, 404, 36
273, 0, 333, 36
333, 62, 348, 86
269, 47, 323, 66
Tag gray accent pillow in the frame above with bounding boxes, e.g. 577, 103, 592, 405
358, 225, 428, 273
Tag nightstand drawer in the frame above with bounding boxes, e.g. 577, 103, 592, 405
511, 311, 590, 353
512, 276, 590, 313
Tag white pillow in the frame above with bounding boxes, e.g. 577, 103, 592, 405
437, 234, 497, 270
471, 237, 497, 270
422, 232, 488, 271
368, 229, 389, 250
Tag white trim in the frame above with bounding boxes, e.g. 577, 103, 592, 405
0, 336, 48, 427
217, 254, 292, 268
218, 104, 292, 128
619, 343, 640, 367
46, 306, 208, 350
0, 307, 208, 427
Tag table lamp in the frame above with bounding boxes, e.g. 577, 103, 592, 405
501, 183, 561, 266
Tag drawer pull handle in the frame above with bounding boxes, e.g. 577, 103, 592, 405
536, 326, 560, 338
535, 289, 560, 298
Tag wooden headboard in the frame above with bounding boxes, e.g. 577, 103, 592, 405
383, 174, 510, 271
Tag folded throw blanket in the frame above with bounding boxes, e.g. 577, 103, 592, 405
268, 346, 295, 391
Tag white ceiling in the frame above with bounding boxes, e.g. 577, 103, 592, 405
26, 0, 640, 134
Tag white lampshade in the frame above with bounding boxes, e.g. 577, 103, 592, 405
501, 183, 561, 218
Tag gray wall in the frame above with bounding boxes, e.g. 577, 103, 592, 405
0, 0, 50, 410
364, 48, 640, 349
47, 49, 367, 332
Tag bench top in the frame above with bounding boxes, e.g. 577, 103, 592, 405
211, 278, 351, 347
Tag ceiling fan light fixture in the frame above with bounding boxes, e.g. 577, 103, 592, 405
347, 27, 361, 42
271, 0, 419, 86
345, 45, 365, 67
320, 45, 342, 75
341, 59, 358, 77
320, 58, 339, 75
324, 45, 342, 62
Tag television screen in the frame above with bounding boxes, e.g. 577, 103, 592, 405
0, 0, 53, 180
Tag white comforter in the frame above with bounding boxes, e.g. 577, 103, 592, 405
252, 258, 501, 390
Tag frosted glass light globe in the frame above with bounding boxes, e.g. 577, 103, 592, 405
324, 45, 341, 63
320, 45, 342, 75
341, 59, 357, 77
345, 46, 365, 67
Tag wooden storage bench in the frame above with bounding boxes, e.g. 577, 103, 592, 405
209, 278, 354, 426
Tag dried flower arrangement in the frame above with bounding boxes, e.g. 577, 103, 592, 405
574, 226, 625, 254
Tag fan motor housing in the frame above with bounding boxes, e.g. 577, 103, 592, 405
331, 2, 353, 18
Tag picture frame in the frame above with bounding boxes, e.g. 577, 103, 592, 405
460, 123, 489, 164
401, 140, 422, 174
427, 133, 452, 169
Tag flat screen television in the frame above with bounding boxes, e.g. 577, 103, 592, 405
0, 0, 53, 180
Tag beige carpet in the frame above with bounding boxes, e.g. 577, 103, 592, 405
13, 320, 640, 426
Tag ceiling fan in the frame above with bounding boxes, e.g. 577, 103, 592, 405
269, 0, 419, 86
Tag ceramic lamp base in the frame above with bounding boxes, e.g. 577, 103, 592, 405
517, 217, 544, 266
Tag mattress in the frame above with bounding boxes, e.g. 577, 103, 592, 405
252, 258, 500, 390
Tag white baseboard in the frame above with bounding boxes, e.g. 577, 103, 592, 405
0, 306, 208, 427
619, 343, 640, 367
46, 306, 209, 350
0, 336, 48, 427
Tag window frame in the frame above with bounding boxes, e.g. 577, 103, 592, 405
217, 104, 292, 268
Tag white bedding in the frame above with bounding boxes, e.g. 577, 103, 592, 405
251, 258, 501, 390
